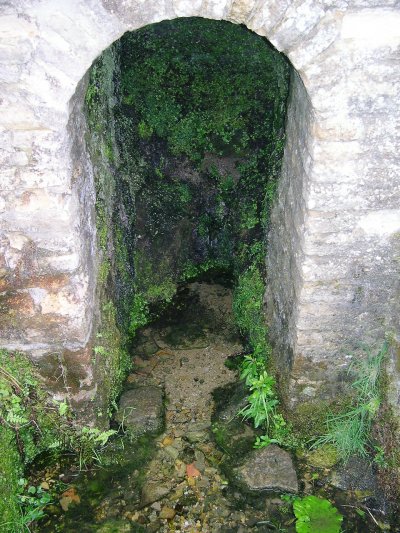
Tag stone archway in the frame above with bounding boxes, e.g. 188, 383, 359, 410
0, 1, 399, 416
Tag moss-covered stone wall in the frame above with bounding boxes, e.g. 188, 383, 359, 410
84, 19, 290, 381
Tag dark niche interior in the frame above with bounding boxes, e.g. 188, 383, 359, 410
85, 17, 290, 343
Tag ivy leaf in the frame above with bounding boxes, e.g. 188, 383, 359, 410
293, 496, 343, 533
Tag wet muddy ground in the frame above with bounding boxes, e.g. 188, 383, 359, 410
33, 282, 392, 532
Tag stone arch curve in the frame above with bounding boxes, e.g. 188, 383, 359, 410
1, 0, 399, 415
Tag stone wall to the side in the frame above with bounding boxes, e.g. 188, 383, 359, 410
279, 8, 400, 408
264, 69, 313, 390
0, 0, 122, 410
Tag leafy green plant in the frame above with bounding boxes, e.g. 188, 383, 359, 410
233, 265, 296, 448
373, 445, 389, 468
17, 479, 53, 531
233, 266, 270, 357
240, 354, 265, 386
53, 399, 69, 418
293, 496, 343, 533
77, 427, 117, 469
312, 343, 387, 460
254, 434, 280, 448
128, 293, 150, 336
239, 370, 278, 429
0, 349, 124, 530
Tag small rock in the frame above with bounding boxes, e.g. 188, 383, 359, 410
164, 445, 179, 460
194, 449, 206, 471
40, 481, 50, 490
162, 436, 174, 446
213, 382, 248, 422
186, 463, 201, 478
175, 460, 186, 478
171, 438, 183, 450
170, 486, 185, 500
59, 487, 80, 511
114, 386, 164, 436
133, 356, 147, 368
197, 475, 210, 489
151, 502, 161, 511
234, 445, 298, 493
147, 520, 162, 533
173, 428, 185, 438
186, 430, 206, 443
140, 482, 171, 507
159, 506, 176, 519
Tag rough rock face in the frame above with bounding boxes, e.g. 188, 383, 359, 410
234, 445, 299, 494
0, 0, 399, 419
329, 455, 378, 492
115, 387, 164, 436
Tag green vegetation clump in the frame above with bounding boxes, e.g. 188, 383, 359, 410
312, 343, 387, 460
121, 18, 288, 162
306, 444, 339, 469
0, 428, 22, 531
232, 255, 297, 448
293, 495, 343, 533
94, 301, 131, 416
0, 349, 120, 530
233, 266, 270, 359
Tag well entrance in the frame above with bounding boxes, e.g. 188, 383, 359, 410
0, 1, 399, 417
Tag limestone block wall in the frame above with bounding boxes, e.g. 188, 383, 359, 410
0, 0, 399, 415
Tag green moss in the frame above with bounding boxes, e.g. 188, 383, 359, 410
181, 258, 232, 282
133, 253, 176, 302
98, 260, 111, 285
146, 279, 176, 303
0, 428, 22, 532
128, 293, 150, 337
306, 445, 339, 469
233, 265, 270, 359
121, 18, 288, 162
95, 302, 130, 414
288, 397, 355, 448
97, 206, 109, 251
114, 226, 131, 284
104, 139, 115, 162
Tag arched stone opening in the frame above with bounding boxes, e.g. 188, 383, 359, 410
1, 1, 399, 421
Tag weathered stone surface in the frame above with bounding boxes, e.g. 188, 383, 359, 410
140, 482, 171, 507
234, 445, 298, 494
329, 456, 378, 492
115, 387, 164, 436
0, 0, 399, 421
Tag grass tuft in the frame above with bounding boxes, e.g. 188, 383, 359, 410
312, 343, 387, 460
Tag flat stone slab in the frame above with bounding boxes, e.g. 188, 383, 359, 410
234, 445, 298, 493
115, 386, 164, 436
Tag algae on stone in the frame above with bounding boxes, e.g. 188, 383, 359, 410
0, 428, 22, 531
